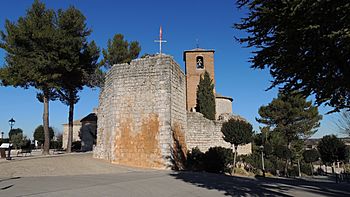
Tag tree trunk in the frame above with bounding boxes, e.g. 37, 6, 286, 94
233, 145, 237, 174
310, 162, 313, 176
66, 99, 74, 153
285, 142, 291, 177
42, 94, 50, 155
297, 159, 301, 177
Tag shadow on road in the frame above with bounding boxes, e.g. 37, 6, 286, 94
170, 171, 350, 197
0, 177, 21, 183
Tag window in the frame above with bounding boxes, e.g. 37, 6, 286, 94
196, 56, 204, 69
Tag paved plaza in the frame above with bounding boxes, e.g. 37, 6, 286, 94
1, 153, 350, 197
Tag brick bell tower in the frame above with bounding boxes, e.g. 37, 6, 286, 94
184, 48, 215, 112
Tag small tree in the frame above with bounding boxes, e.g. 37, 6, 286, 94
9, 128, 23, 139
10, 133, 25, 149
221, 118, 253, 173
318, 135, 347, 173
101, 34, 141, 69
303, 149, 319, 176
33, 125, 54, 145
196, 71, 216, 120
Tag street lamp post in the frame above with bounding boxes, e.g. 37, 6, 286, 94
1, 131, 3, 139
260, 145, 265, 177
7, 118, 15, 160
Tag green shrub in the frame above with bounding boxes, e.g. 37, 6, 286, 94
186, 147, 205, 171
203, 147, 233, 173
300, 161, 313, 176
50, 141, 61, 149
72, 141, 81, 151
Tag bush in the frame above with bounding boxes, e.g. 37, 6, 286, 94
50, 141, 61, 149
203, 147, 233, 173
72, 141, 81, 151
300, 161, 312, 176
186, 147, 205, 171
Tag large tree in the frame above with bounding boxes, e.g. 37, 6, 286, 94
0, 0, 60, 154
54, 7, 100, 153
235, 0, 350, 112
196, 71, 216, 120
101, 34, 141, 69
257, 92, 322, 175
221, 118, 253, 174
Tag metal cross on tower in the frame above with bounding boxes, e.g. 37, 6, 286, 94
154, 26, 167, 55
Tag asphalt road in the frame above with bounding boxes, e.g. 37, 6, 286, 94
1, 153, 350, 196
2, 171, 350, 197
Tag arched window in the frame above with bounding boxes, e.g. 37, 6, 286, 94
196, 56, 204, 69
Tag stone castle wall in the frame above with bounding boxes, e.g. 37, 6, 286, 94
93, 55, 186, 169
94, 55, 251, 169
186, 112, 252, 155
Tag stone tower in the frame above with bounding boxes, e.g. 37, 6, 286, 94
94, 55, 187, 169
184, 48, 215, 111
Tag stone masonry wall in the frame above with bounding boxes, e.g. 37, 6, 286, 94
215, 98, 233, 119
186, 112, 252, 155
93, 55, 186, 169
62, 121, 81, 149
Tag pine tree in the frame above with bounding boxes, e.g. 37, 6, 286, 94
235, 0, 350, 112
0, 0, 59, 154
196, 71, 216, 120
101, 34, 141, 69
54, 7, 100, 153
257, 91, 322, 176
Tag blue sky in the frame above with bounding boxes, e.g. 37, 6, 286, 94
0, 0, 343, 139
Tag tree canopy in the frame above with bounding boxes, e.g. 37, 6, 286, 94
196, 71, 216, 120
33, 125, 54, 144
303, 149, 319, 164
222, 119, 253, 148
222, 118, 253, 173
257, 92, 322, 146
9, 128, 23, 139
235, 0, 350, 112
318, 135, 348, 165
101, 34, 141, 68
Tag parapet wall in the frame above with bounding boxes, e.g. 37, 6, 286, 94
93, 55, 187, 169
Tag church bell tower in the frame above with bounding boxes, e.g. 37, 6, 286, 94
184, 48, 215, 112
